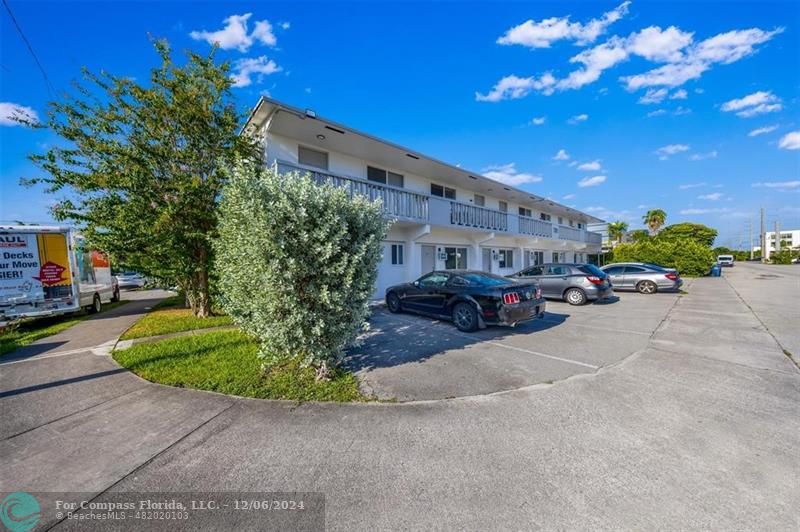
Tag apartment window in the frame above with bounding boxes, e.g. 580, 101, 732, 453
552, 251, 560, 263
569, 220, 574, 227
298, 146, 328, 170
444, 247, 468, 269
577, 222, 583, 229
519, 207, 532, 218
498, 201, 508, 213
498, 249, 514, 269
431, 183, 456, 199
474, 194, 485, 207
390, 244, 404, 265
540, 213, 552, 222
367, 166, 404, 187
558, 217, 564, 225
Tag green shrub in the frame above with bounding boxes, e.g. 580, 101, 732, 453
612, 237, 715, 276
770, 249, 795, 265
215, 161, 389, 378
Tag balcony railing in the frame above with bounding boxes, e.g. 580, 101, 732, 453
558, 225, 582, 241
519, 216, 553, 237
275, 160, 602, 246
450, 202, 508, 231
277, 161, 429, 222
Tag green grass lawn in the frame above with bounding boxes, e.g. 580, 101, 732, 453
120, 296, 233, 340
113, 329, 365, 402
0, 300, 129, 357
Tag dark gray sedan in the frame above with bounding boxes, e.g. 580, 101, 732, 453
509, 263, 614, 305
599, 263, 683, 294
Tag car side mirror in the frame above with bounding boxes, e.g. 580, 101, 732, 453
413, 281, 420, 287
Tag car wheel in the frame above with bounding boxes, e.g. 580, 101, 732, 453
111, 287, 120, 302
90, 294, 102, 313
636, 280, 657, 294
565, 288, 587, 306
386, 292, 402, 313
453, 302, 478, 332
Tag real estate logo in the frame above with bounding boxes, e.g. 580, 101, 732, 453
0, 492, 41, 532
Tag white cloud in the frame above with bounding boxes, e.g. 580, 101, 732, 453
689, 150, 718, 160
568, 113, 589, 124
680, 207, 731, 215
0, 102, 38, 126
670, 89, 688, 99
752, 180, 800, 189
475, 73, 556, 102
556, 36, 629, 91
553, 149, 570, 161
679, 182, 707, 189
482, 163, 543, 186
577, 160, 602, 171
748, 125, 778, 137
280, 22, 291, 30
698, 192, 724, 200
778, 131, 800, 150
230, 56, 281, 87
190, 13, 278, 52
627, 26, 694, 62
673, 106, 692, 116
531, 116, 546, 125
563, 193, 576, 200
638, 88, 668, 104
655, 144, 690, 159
621, 28, 783, 90
721, 91, 782, 117
497, 1, 630, 48
646, 109, 667, 117
578, 175, 607, 187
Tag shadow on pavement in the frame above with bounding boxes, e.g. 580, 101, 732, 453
344, 308, 570, 373
0, 340, 70, 362
0, 368, 127, 398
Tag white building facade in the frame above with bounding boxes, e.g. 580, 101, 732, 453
754, 229, 800, 259
245, 98, 604, 298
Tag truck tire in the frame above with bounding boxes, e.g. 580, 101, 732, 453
89, 294, 102, 314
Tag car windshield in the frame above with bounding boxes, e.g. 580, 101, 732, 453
455, 272, 512, 286
121, 272, 138, 276
718, 255, 733, 260
577, 264, 605, 276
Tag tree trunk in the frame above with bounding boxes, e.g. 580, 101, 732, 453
187, 269, 211, 318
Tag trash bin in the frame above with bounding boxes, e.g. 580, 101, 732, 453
710, 264, 721, 277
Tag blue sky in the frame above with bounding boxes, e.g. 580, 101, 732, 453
1, 1, 798, 248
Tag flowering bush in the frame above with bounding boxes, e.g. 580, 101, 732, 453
215, 161, 388, 378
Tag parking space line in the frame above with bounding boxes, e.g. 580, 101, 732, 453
385, 313, 599, 370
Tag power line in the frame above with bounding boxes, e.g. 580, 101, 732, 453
2, 0, 55, 98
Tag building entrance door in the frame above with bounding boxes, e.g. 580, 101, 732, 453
482, 248, 492, 272
421, 245, 436, 273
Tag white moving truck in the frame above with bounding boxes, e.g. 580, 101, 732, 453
0, 225, 119, 322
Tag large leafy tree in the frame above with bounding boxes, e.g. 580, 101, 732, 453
643, 209, 667, 235
628, 229, 650, 243
607, 221, 629, 245
25, 40, 259, 317
658, 222, 718, 247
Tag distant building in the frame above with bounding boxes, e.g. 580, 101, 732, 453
753, 229, 800, 258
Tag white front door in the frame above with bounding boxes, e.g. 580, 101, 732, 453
482, 248, 492, 272
421, 245, 436, 273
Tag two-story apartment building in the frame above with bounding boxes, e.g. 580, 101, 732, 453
244, 98, 604, 298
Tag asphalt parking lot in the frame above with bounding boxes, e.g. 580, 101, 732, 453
346, 287, 685, 401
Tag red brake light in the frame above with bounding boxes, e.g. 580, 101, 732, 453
665, 273, 678, 281
503, 292, 520, 305
586, 275, 604, 285
535, 288, 542, 300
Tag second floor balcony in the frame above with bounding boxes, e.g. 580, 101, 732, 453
276, 161, 602, 245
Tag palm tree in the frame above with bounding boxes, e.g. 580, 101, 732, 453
643, 209, 667, 235
607, 221, 629, 245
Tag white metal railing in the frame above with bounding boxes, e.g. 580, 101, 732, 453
519, 217, 552, 237
586, 231, 602, 244
277, 162, 429, 221
449, 202, 508, 231
558, 225, 582, 241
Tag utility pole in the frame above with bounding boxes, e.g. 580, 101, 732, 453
748, 220, 754, 260
760, 207, 767, 262
775, 220, 781, 253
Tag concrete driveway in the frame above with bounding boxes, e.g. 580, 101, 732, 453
1, 267, 798, 530
346, 290, 681, 401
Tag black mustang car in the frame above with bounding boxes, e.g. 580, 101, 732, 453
385, 270, 546, 332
